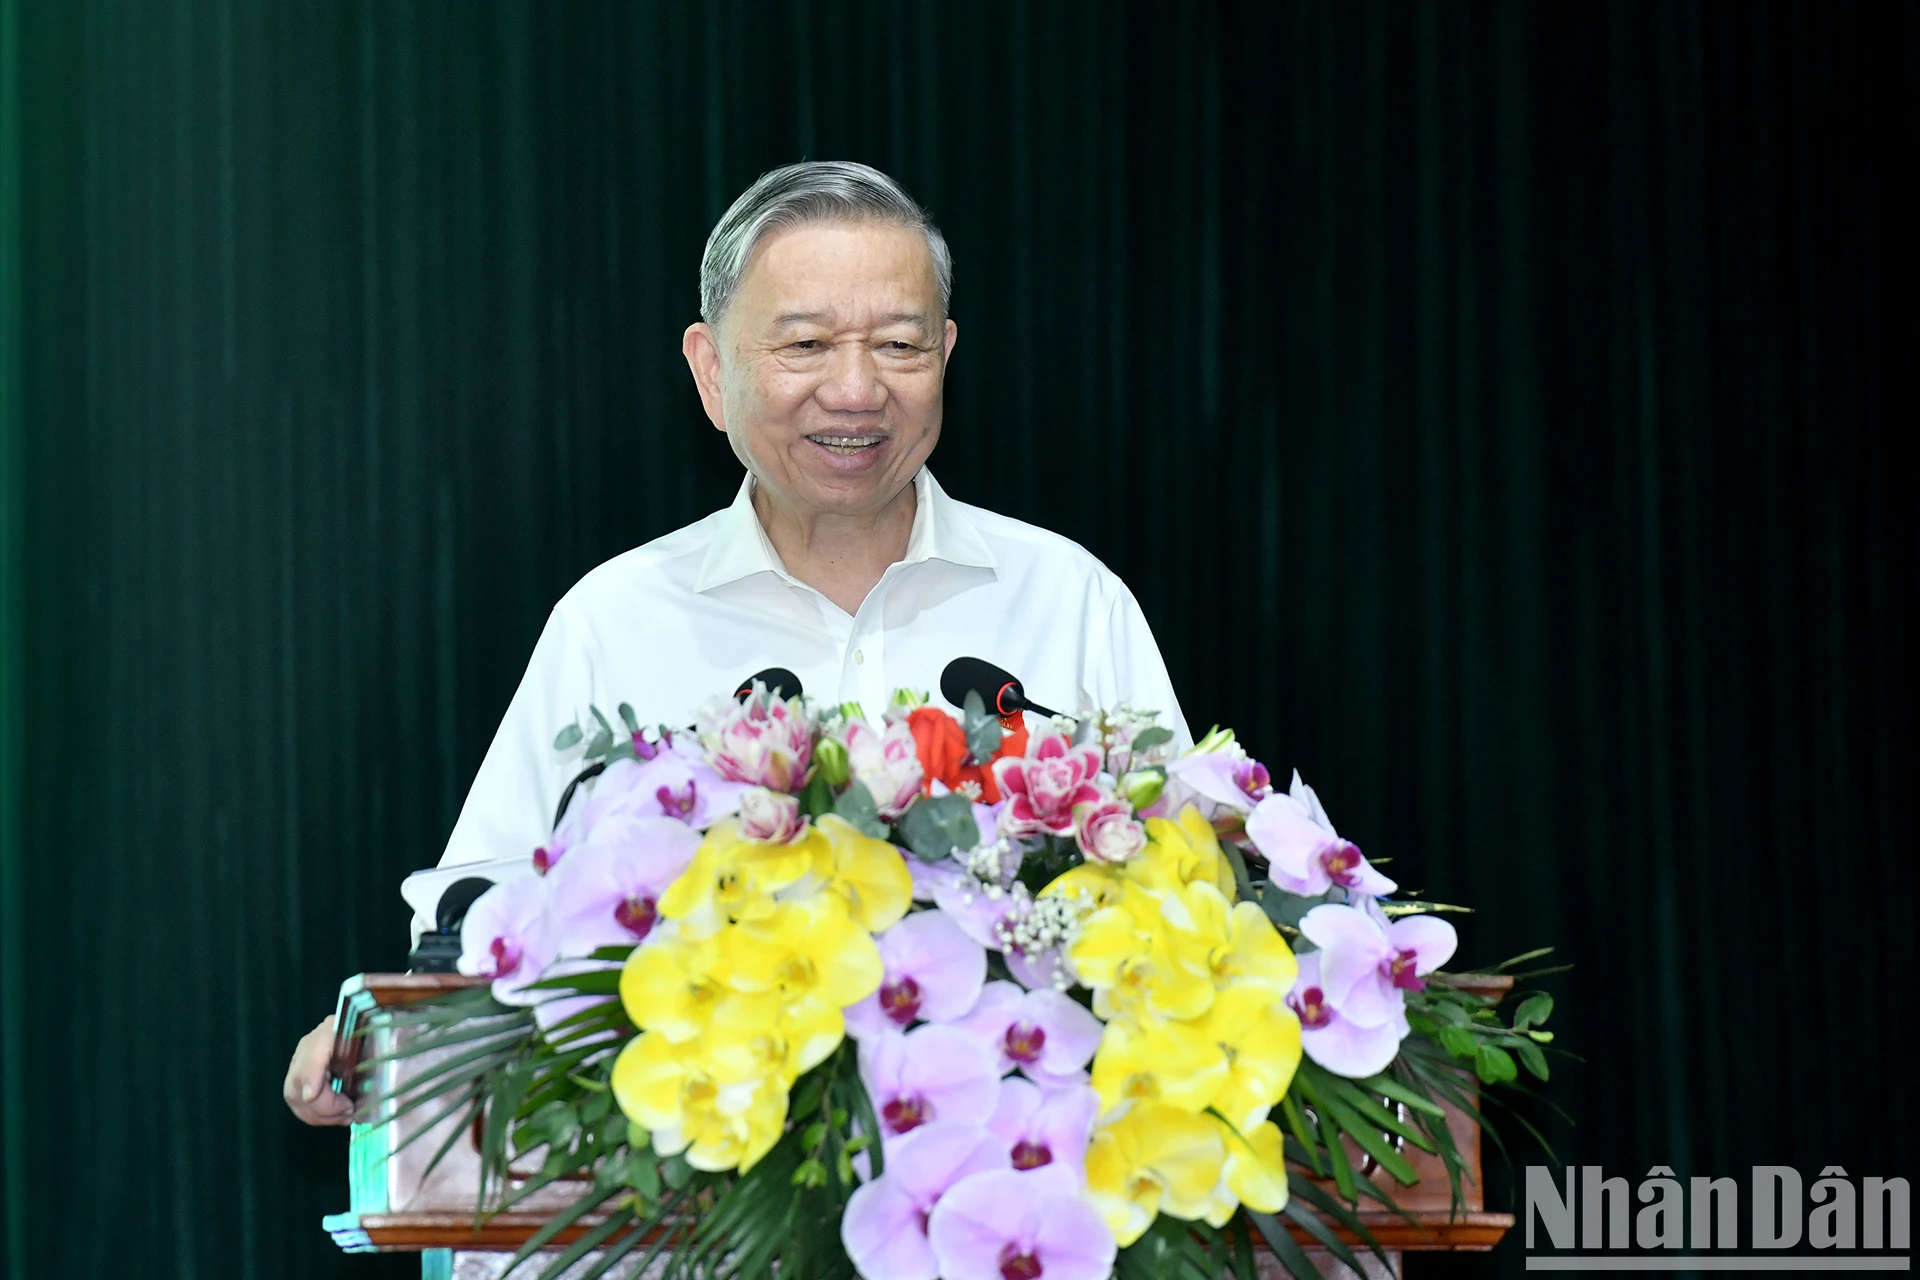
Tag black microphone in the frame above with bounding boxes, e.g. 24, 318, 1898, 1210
408, 876, 496, 973
941, 657, 1062, 721
736, 667, 803, 701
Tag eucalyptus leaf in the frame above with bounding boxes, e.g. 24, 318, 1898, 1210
831, 781, 888, 838
898, 791, 979, 860
1130, 725, 1174, 754
553, 723, 584, 751
617, 702, 639, 734
962, 689, 1003, 763
586, 728, 613, 758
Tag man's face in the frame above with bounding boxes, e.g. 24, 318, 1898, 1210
685, 220, 958, 523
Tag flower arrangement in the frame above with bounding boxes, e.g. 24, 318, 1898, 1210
365, 685, 1560, 1280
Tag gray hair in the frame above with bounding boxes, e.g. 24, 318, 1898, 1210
698, 161, 952, 325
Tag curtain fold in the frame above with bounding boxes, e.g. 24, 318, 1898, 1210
1, 2, 1911, 1276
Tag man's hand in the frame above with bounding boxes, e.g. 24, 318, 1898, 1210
283, 1014, 354, 1126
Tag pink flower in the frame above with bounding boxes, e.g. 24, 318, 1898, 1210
1287, 948, 1410, 1078
1245, 772, 1397, 897
1300, 901, 1458, 1027
458, 881, 557, 1005
841, 1122, 1010, 1280
736, 787, 804, 843
1073, 797, 1146, 865
695, 685, 814, 792
986, 1078, 1101, 1183
859, 1025, 1002, 1142
544, 815, 703, 955
993, 733, 1105, 837
843, 719, 926, 820
954, 981, 1102, 1084
928, 1167, 1116, 1280
846, 910, 988, 1040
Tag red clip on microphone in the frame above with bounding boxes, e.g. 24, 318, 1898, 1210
940, 657, 1063, 721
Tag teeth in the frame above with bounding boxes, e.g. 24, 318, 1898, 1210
810, 434, 884, 455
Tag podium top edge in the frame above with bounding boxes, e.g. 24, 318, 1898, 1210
337, 972, 489, 1004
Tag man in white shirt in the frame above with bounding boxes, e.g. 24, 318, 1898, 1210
284, 160, 1186, 1124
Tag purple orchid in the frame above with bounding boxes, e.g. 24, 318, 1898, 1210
954, 981, 1103, 1084
1162, 750, 1274, 817
457, 880, 558, 1005
927, 1167, 1117, 1280
841, 1122, 1010, 1280
845, 910, 989, 1040
986, 1077, 1101, 1183
916, 863, 1022, 950
544, 814, 703, 955
1003, 939, 1073, 993
1244, 772, 1397, 898
1299, 901, 1458, 1027
537, 748, 749, 876
859, 1024, 1003, 1141
1286, 948, 1410, 1078
629, 739, 754, 827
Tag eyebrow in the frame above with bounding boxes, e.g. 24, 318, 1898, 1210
772, 311, 932, 332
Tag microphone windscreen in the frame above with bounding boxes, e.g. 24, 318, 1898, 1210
737, 667, 804, 701
941, 657, 1021, 715
435, 877, 497, 932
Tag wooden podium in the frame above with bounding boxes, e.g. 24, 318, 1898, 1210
321, 973, 1512, 1279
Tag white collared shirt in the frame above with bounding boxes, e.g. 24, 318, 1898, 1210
433, 469, 1188, 873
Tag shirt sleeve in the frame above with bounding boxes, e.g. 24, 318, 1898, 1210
1093, 582, 1193, 748
438, 604, 600, 871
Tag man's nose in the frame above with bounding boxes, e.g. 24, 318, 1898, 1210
814, 343, 888, 412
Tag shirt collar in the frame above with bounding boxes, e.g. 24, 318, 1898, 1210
695, 468, 997, 593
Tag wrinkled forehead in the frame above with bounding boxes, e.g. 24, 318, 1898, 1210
728, 219, 943, 336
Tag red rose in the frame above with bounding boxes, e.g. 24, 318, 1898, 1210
907, 708, 1030, 805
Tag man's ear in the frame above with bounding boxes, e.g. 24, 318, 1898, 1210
942, 317, 958, 364
682, 322, 727, 430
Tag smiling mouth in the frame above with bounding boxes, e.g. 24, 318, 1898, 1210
806, 433, 887, 457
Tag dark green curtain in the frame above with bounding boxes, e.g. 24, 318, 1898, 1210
2, 3, 1912, 1277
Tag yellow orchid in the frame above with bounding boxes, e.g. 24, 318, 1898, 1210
620, 928, 736, 1041
1138, 806, 1239, 901
1084, 1102, 1229, 1245
809, 814, 913, 932
1180, 880, 1300, 1000
1212, 1114, 1290, 1215
657, 817, 816, 926
700, 988, 845, 1086
1042, 803, 1238, 905
1070, 885, 1216, 1024
1194, 985, 1303, 1131
714, 894, 884, 1013
1089, 1014, 1228, 1113
610, 1030, 787, 1173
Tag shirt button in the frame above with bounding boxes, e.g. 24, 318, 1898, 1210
853, 649, 865, 665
